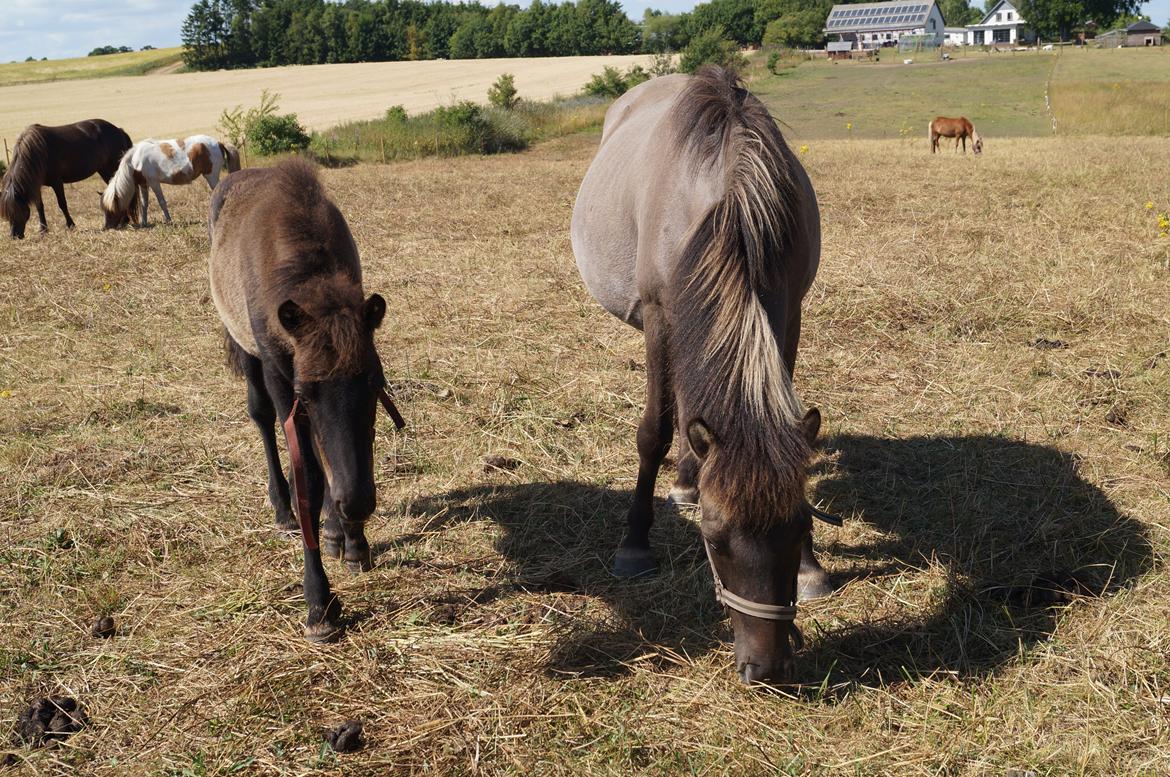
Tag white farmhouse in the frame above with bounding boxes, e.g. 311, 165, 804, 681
824, 1, 946, 50
965, 0, 1034, 45
943, 26, 968, 45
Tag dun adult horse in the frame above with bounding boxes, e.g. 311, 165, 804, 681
929, 116, 983, 154
102, 135, 240, 228
208, 159, 403, 641
571, 67, 838, 684
0, 119, 131, 238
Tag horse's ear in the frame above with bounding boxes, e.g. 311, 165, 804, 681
799, 407, 821, 445
687, 418, 717, 461
364, 294, 386, 331
278, 300, 310, 338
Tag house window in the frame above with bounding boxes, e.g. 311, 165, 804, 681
1007, 11, 1013, 19
996, 12, 1002, 20
993, 28, 1010, 42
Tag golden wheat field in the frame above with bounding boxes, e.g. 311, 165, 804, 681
3, 128, 1170, 774
0, 54, 651, 147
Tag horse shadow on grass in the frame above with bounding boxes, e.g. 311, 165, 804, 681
394, 433, 1151, 687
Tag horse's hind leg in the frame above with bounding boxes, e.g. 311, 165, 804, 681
232, 336, 297, 534
139, 185, 150, 227
615, 305, 674, 578
50, 182, 74, 229
150, 182, 173, 224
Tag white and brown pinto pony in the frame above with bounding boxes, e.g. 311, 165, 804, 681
101, 135, 240, 228
929, 116, 983, 154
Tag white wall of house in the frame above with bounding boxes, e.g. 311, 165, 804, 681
965, 0, 1029, 45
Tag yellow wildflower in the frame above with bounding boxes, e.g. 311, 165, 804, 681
0, 390, 10, 399
846, 122, 853, 130
1145, 201, 1155, 210
799, 144, 809, 154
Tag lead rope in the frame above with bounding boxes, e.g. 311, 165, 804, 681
282, 387, 406, 552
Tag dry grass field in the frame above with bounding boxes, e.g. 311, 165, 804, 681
3, 127, 1170, 773
0, 49, 185, 89
0, 54, 651, 151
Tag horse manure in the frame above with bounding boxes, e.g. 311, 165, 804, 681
13, 697, 87, 748
90, 616, 115, 639
1105, 406, 1130, 428
483, 455, 521, 473
1083, 367, 1121, 380
1028, 337, 1067, 350
430, 604, 461, 625
326, 719, 365, 753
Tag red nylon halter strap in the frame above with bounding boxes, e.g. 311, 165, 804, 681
283, 397, 317, 551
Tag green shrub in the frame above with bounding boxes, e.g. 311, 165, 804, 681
247, 113, 311, 156
488, 73, 519, 110
385, 105, 408, 123
218, 90, 281, 159
678, 27, 747, 74
648, 51, 676, 77
582, 64, 656, 99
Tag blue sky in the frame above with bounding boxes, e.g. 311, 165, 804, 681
1, 0, 1167, 63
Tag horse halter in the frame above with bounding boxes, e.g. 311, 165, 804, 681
702, 537, 798, 622
700, 503, 840, 622
282, 387, 405, 552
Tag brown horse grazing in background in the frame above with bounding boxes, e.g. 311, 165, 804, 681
930, 116, 983, 154
209, 158, 403, 642
571, 67, 839, 685
0, 119, 132, 238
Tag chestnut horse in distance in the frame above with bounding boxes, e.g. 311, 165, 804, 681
929, 116, 983, 154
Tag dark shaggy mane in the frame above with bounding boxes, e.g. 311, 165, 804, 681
261, 158, 370, 382
668, 66, 810, 530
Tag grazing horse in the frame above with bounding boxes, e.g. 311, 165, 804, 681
208, 159, 403, 641
571, 67, 836, 684
0, 119, 131, 238
929, 116, 983, 154
102, 135, 240, 228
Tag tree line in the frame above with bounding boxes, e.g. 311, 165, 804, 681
180, 0, 1145, 71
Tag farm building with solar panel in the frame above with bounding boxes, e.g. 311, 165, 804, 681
824, 1, 947, 51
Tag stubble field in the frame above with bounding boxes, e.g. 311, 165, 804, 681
3, 51, 1170, 775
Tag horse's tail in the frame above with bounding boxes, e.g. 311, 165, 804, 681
1, 125, 49, 221
669, 65, 804, 428
101, 147, 137, 216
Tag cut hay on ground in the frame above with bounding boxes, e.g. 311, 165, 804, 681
2, 133, 1170, 773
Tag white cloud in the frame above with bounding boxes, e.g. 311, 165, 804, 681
0, 0, 188, 62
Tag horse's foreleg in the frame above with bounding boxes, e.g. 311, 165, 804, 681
615, 305, 674, 578
150, 182, 173, 224
266, 363, 342, 642
34, 195, 47, 233
240, 346, 296, 533
50, 182, 74, 229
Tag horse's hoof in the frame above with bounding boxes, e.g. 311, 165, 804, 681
612, 547, 657, 578
303, 620, 341, 643
322, 536, 344, 559
667, 487, 699, 508
797, 572, 835, 602
345, 548, 373, 574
